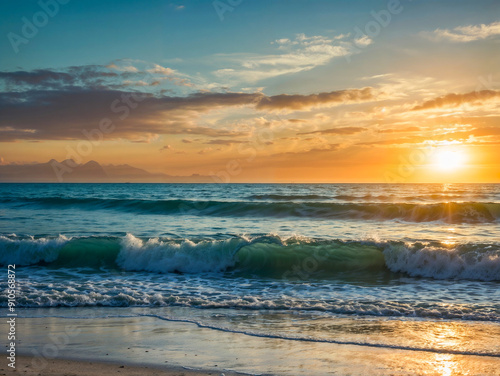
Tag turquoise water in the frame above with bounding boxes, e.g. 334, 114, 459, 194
1, 183, 500, 371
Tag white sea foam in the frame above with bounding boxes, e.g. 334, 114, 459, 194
117, 233, 248, 273
0, 234, 69, 265
1, 233, 500, 282
383, 242, 500, 281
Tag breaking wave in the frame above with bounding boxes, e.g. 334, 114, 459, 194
2, 196, 499, 223
1, 234, 499, 281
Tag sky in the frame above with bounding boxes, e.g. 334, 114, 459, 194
0, 0, 499, 182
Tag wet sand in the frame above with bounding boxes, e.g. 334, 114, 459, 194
5, 311, 500, 376
5, 356, 239, 376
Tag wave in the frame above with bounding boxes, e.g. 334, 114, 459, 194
0, 235, 70, 265
6, 282, 500, 321
1, 234, 499, 281
247, 194, 331, 200
383, 242, 500, 281
333, 193, 492, 201
118, 234, 387, 276
2, 196, 499, 223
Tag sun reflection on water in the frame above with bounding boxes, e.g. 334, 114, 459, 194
431, 353, 457, 376
419, 323, 472, 376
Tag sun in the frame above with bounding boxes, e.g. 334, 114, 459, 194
432, 149, 467, 172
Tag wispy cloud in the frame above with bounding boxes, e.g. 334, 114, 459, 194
204, 139, 247, 145
256, 87, 376, 111
298, 127, 366, 136
0, 66, 118, 90
356, 126, 500, 147
411, 90, 500, 111
425, 21, 500, 42
145, 63, 194, 87
378, 126, 421, 133
212, 33, 352, 83
0, 64, 385, 141
0, 88, 259, 141
0, 61, 194, 92
106, 63, 138, 73
254, 143, 341, 169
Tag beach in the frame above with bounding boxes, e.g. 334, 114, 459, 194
4, 311, 500, 376
6, 312, 500, 376
9, 357, 231, 376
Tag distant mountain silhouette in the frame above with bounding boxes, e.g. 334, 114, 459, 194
0, 160, 213, 183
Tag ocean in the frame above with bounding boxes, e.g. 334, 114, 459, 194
1, 183, 500, 375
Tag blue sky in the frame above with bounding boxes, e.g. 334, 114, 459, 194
2, 0, 498, 93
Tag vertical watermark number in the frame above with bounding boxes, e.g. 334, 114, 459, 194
6, 264, 16, 369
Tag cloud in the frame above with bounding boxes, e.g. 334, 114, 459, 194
160, 145, 172, 151
378, 126, 421, 133
204, 139, 247, 145
122, 80, 150, 87
212, 33, 352, 83
0, 62, 194, 92
298, 126, 366, 135
354, 35, 372, 47
257, 143, 340, 168
256, 87, 376, 110
0, 66, 119, 90
289, 143, 339, 155
198, 147, 216, 155
0, 88, 260, 141
0, 65, 383, 141
426, 21, 500, 43
356, 137, 422, 146
147, 64, 176, 76
144, 63, 193, 87
0, 65, 383, 142
411, 90, 500, 111
466, 126, 500, 137
356, 126, 500, 147
107, 63, 139, 73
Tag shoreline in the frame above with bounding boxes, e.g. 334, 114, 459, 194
6, 356, 244, 376
6, 312, 500, 376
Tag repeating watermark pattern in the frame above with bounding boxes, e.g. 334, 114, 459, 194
384, 147, 434, 183
26, 324, 81, 375
281, 247, 329, 280
50, 91, 147, 181
344, 0, 408, 62
210, 125, 275, 184
177, 118, 278, 217
457, 73, 499, 114
4, 267, 81, 375
476, 74, 500, 91
7, 0, 70, 54
213, 0, 243, 21
383, 72, 499, 183
177, 110, 286, 219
